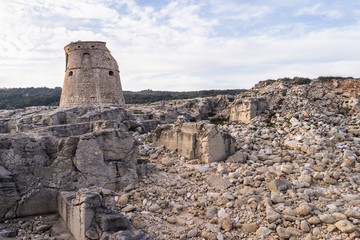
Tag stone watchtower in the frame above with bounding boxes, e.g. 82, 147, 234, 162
60, 41, 125, 107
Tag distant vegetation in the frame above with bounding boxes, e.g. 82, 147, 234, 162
0, 87, 245, 110
0, 87, 62, 110
123, 89, 245, 104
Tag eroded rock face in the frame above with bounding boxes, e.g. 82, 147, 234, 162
126, 95, 233, 127
0, 106, 139, 219
58, 188, 154, 240
148, 121, 235, 163
58, 188, 153, 240
229, 97, 268, 123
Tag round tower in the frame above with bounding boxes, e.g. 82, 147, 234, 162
59, 41, 125, 107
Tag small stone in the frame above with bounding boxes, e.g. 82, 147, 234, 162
283, 208, 297, 216
335, 220, 357, 233
304, 234, 314, 240
267, 179, 292, 193
201, 231, 217, 240
228, 172, 241, 179
327, 204, 339, 213
296, 203, 312, 216
117, 194, 129, 205
323, 176, 337, 185
299, 174, 312, 185
313, 172, 323, 180
198, 165, 210, 172
241, 223, 259, 233
187, 229, 198, 238
177, 189, 187, 195
327, 224, 337, 232
243, 177, 252, 185
345, 208, 360, 219
308, 216, 320, 225
121, 204, 136, 212
283, 215, 296, 221
287, 227, 302, 236
217, 208, 227, 218
280, 165, 293, 174
35, 225, 51, 233
332, 212, 347, 220
271, 193, 285, 204
160, 157, 174, 166
319, 214, 336, 224
276, 226, 291, 239
301, 220, 310, 232
167, 216, 177, 224
350, 231, 360, 239
343, 150, 356, 167
206, 207, 218, 219
219, 217, 232, 231
266, 208, 281, 223
312, 227, 321, 235
256, 227, 272, 236
226, 151, 247, 163
207, 174, 232, 190
217, 167, 228, 174
149, 204, 162, 213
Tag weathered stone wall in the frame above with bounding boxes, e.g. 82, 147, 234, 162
149, 121, 235, 163
229, 97, 267, 123
60, 41, 125, 107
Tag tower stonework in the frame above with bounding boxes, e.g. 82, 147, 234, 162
60, 41, 125, 107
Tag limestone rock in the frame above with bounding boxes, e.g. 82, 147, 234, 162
207, 174, 232, 190
319, 214, 336, 224
335, 220, 357, 233
229, 97, 267, 123
344, 208, 360, 219
266, 208, 281, 223
296, 203, 312, 216
201, 231, 217, 240
226, 151, 247, 163
241, 223, 259, 233
267, 179, 292, 193
148, 122, 235, 163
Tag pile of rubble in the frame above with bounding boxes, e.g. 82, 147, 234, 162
1, 77, 360, 240
125, 78, 360, 239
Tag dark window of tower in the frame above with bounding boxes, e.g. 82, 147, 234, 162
68, 71, 73, 76
91, 45, 95, 48
77, 46, 81, 48
109, 71, 114, 76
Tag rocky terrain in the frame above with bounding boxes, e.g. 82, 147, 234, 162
1, 77, 360, 240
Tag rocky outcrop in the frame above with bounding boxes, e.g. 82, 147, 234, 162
0, 106, 141, 220
58, 188, 153, 240
148, 121, 235, 163
229, 97, 268, 123
126, 95, 233, 126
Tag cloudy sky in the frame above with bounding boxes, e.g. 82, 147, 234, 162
1, 0, 360, 91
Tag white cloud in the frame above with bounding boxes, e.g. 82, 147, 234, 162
0, 0, 360, 91
210, 1, 272, 21
295, 3, 343, 19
